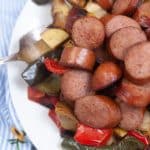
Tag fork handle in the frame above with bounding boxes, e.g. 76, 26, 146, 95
0, 53, 18, 65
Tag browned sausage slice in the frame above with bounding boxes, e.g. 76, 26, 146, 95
60, 47, 96, 71
96, 0, 114, 10
92, 62, 122, 90
75, 95, 121, 128
112, 0, 141, 15
72, 16, 105, 49
61, 70, 93, 101
109, 27, 147, 60
105, 15, 141, 37
134, 2, 150, 23
117, 99, 145, 130
116, 79, 150, 107
125, 42, 150, 84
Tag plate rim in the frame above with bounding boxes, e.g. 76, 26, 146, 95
8, 1, 62, 149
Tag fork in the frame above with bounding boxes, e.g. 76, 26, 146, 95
0, 26, 47, 65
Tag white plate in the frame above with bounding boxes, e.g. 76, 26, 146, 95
8, 1, 62, 150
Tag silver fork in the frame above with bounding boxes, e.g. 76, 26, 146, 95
0, 26, 47, 65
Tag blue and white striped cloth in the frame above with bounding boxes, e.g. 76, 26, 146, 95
0, 0, 35, 149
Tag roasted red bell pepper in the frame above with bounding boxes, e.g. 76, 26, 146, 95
44, 58, 68, 74
28, 86, 45, 101
74, 124, 113, 147
128, 131, 149, 145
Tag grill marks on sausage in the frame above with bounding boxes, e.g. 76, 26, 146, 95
124, 42, 150, 84
105, 15, 141, 37
75, 95, 121, 128
109, 27, 147, 60
72, 16, 105, 49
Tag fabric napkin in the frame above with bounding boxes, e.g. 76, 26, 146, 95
0, 0, 35, 149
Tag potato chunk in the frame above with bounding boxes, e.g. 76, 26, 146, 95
55, 102, 78, 131
85, 1, 107, 19
41, 28, 69, 49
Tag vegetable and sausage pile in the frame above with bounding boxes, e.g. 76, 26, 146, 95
22, 0, 150, 149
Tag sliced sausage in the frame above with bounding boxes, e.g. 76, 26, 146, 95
112, 0, 141, 15
124, 42, 150, 84
116, 79, 150, 107
72, 16, 105, 49
109, 27, 147, 60
65, 7, 87, 33
96, 0, 114, 10
92, 62, 122, 90
117, 99, 145, 130
75, 95, 121, 128
105, 15, 141, 37
61, 70, 93, 101
134, 2, 150, 23
60, 47, 96, 71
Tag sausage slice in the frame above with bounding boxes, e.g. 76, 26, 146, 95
105, 15, 141, 37
125, 42, 150, 84
60, 47, 96, 71
72, 16, 105, 49
116, 79, 150, 107
61, 70, 93, 101
112, 0, 141, 15
92, 62, 122, 90
75, 95, 121, 128
118, 100, 145, 130
109, 27, 147, 60
96, 0, 114, 10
